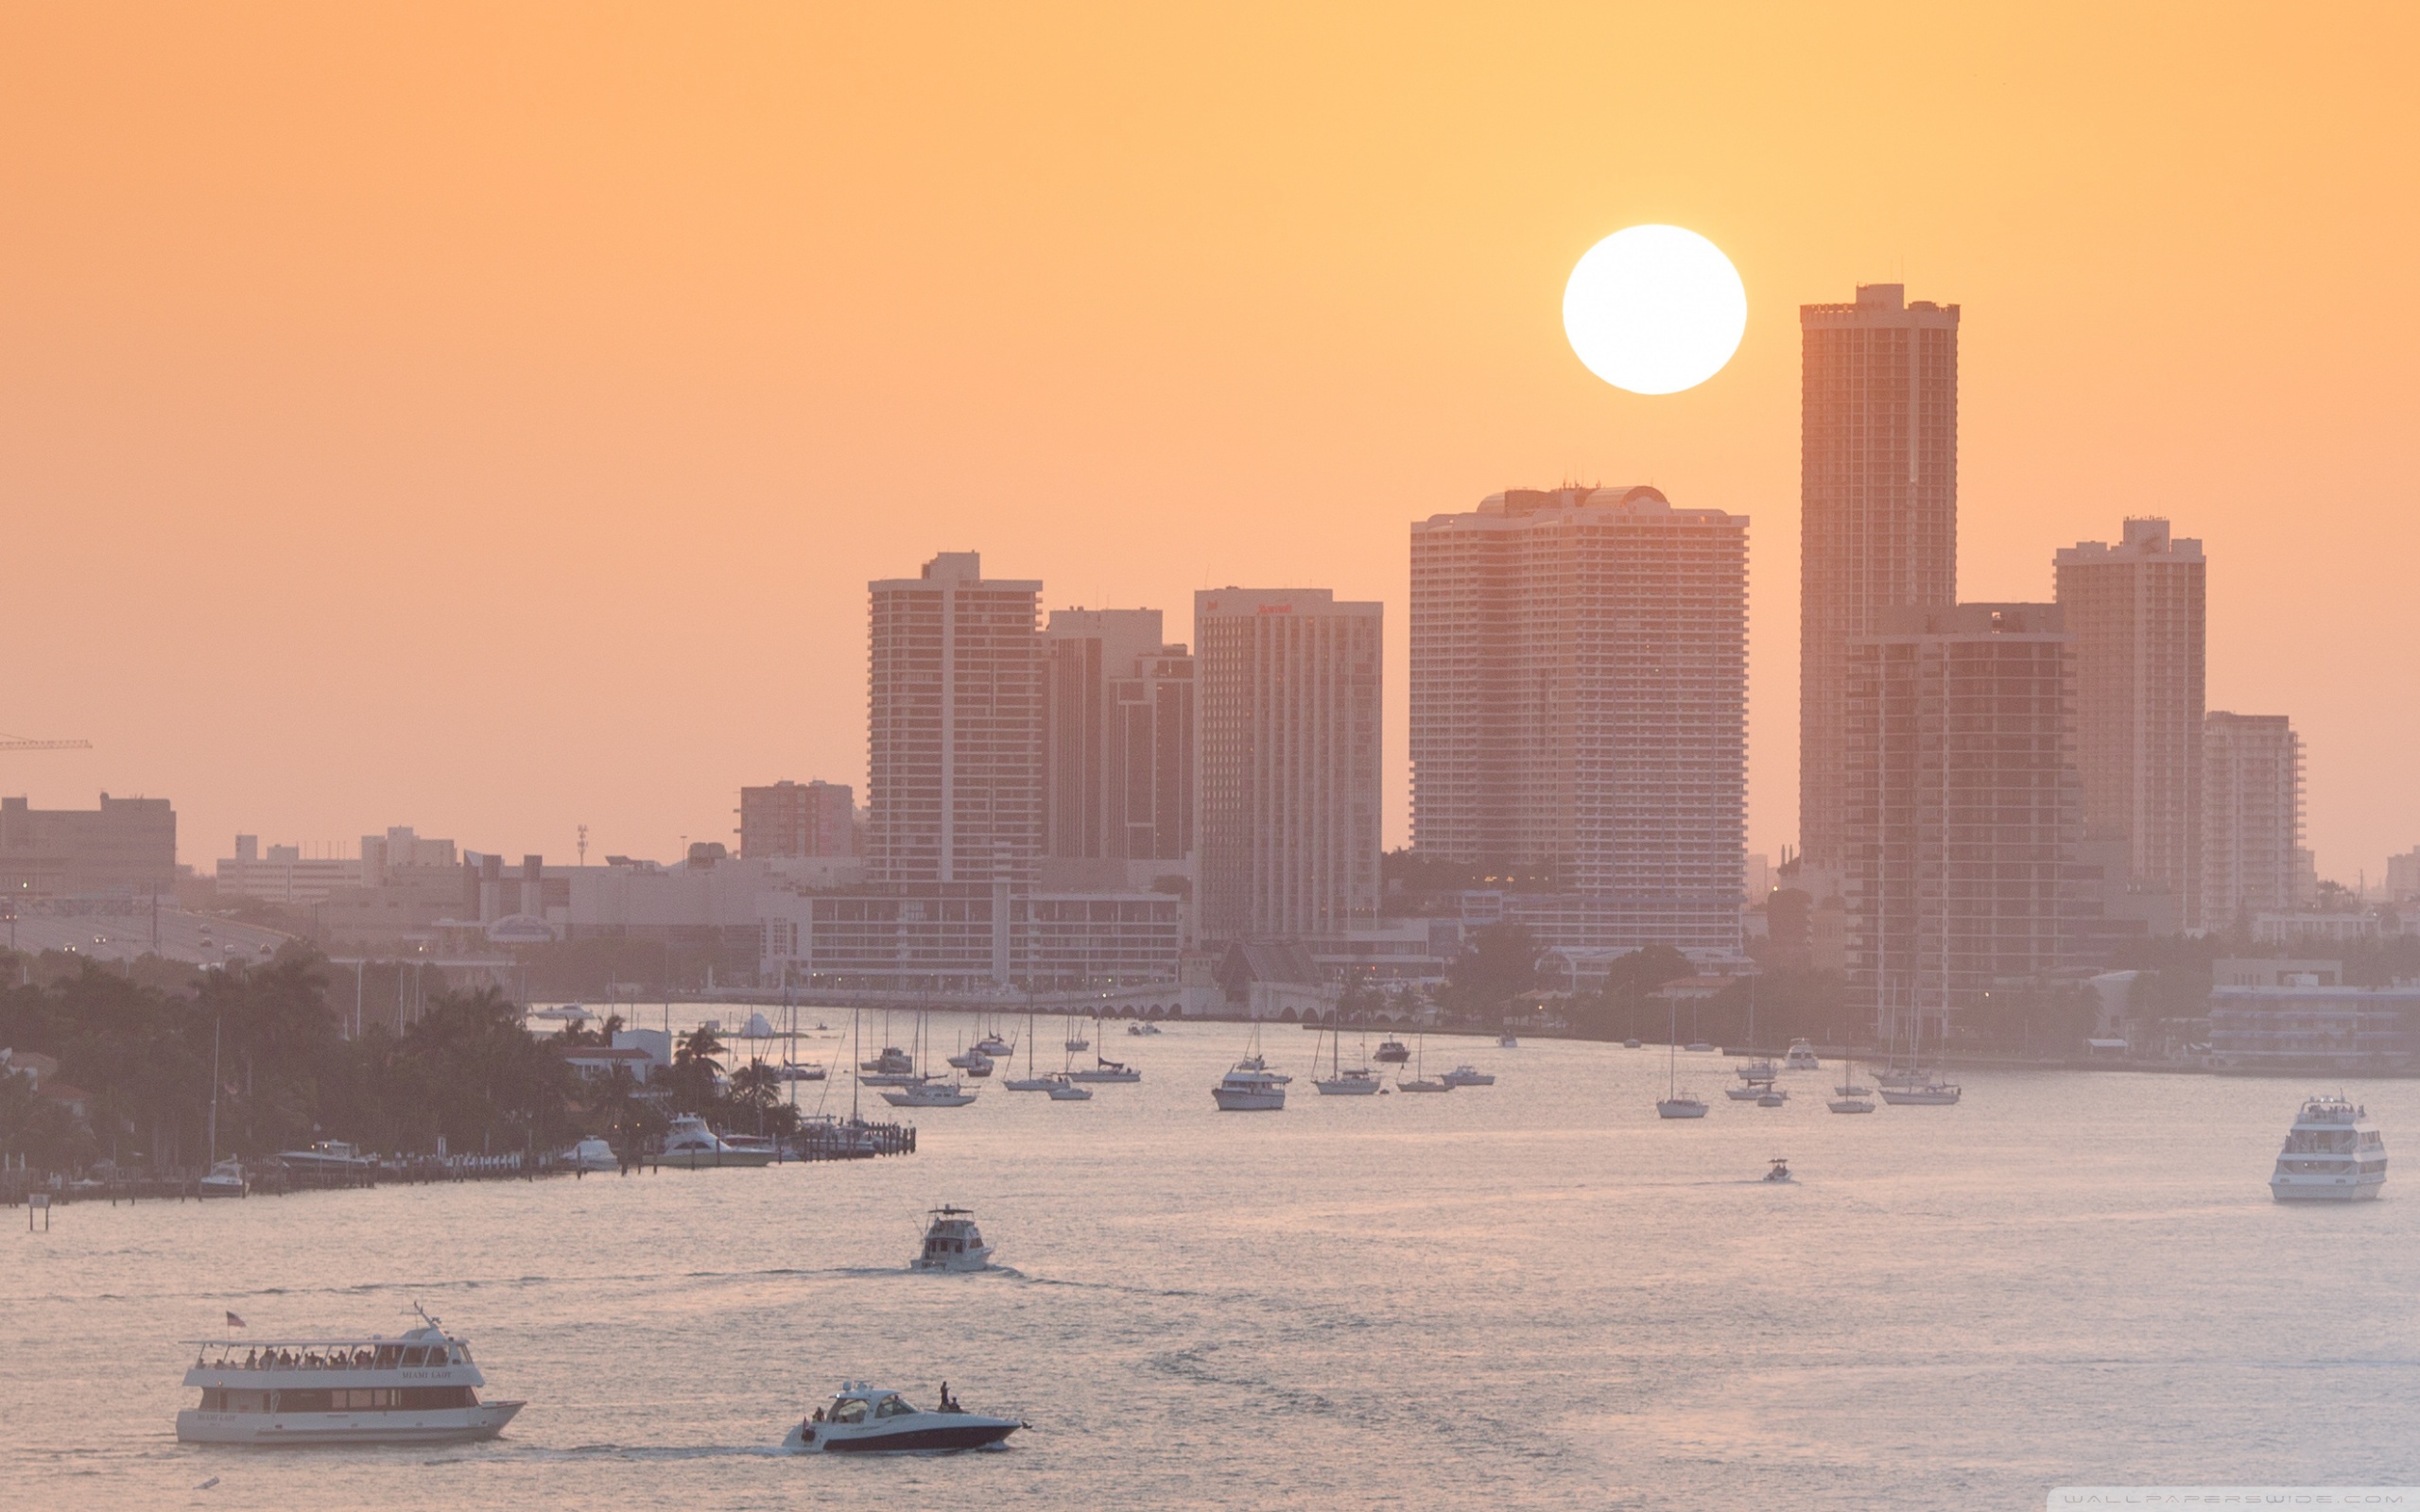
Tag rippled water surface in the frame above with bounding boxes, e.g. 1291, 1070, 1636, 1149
9, 1021, 2419, 1510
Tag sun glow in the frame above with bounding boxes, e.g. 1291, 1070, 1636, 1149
1561, 225, 1748, 395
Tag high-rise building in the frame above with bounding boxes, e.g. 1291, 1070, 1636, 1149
739, 780, 856, 859
1039, 609, 1194, 863
2054, 518, 2205, 927
1194, 588, 1382, 942
866, 552, 1044, 887
2204, 713, 2304, 930
1845, 604, 2078, 1043
1800, 284, 1961, 874
1409, 484, 1747, 948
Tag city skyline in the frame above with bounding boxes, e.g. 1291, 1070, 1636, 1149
5, 7, 2416, 891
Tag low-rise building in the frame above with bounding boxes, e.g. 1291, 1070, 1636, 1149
2205, 957, 2420, 1073
216, 835, 367, 907
1, 793, 177, 898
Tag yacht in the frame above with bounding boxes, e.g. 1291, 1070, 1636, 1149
198, 1159, 248, 1198
1685, 1041, 1715, 1054
1374, 1038, 1411, 1064
1128, 1022, 1164, 1036
275, 1141, 374, 1176
1395, 1036, 1453, 1092
562, 1137, 618, 1173
786, 1382, 1022, 1453
1497, 1032, 1519, 1049
773, 1062, 828, 1082
1725, 1081, 1770, 1101
1212, 1031, 1288, 1110
1314, 1065, 1384, 1095
661, 1114, 780, 1167
973, 1029, 1014, 1057
1735, 1057, 1780, 1083
1755, 1089, 1787, 1108
1657, 1004, 1708, 1119
881, 1080, 977, 1108
2271, 1094, 2387, 1201
1439, 1064, 1495, 1087
1623, 1038, 1643, 1049
1068, 1056, 1141, 1084
1045, 1074, 1093, 1101
860, 1045, 915, 1076
1063, 1022, 1091, 1053
909, 1206, 994, 1271
1828, 1056, 1876, 1114
1783, 1040, 1822, 1072
946, 1048, 995, 1077
177, 1311, 522, 1445
1876, 1070, 1962, 1106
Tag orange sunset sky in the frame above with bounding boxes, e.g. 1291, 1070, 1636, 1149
3, 4, 2415, 882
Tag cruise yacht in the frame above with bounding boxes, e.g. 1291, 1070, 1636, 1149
661, 1114, 780, 1167
1439, 1064, 1495, 1087
1212, 1031, 1289, 1110
198, 1159, 248, 1198
881, 1080, 977, 1108
860, 1045, 915, 1076
786, 1382, 1022, 1453
2271, 1094, 2387, 1201
1783, 1040, 1822, 1072
909, 1206, 994, 1271
177, 1312, 522, 1445
1374, 1038, 1410, 1064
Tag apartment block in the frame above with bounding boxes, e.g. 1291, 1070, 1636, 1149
2204, 713, 2304, 930
739, 780, 856, 859
1039, 609, 1194, 863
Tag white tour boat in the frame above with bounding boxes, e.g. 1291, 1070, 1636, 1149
2271, 1093, 2387, 1201
1783, 1040, 1822, 1072
909, 1206, 994, 1271
786, 1381, 1022, 1453
177, 1311, 522, 1446
660, 1113, 780, 1167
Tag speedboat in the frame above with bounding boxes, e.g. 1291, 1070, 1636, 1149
2271, 1093, 2387, 1201
1045, 1074, 1093, 1101
198, 1159, 248, 1198
1763, 1157, 1793, 1183
1783, 1040, 1822, 1072
562, 1137, 618, 1173
1439, 1065, 1495, 1087
1069, 1056, 1140, 1084
786, 1382, 1022, 1453
1374, 1038, 1410, 1064
909, 1206, 994, 1271
881, 1080, 977, 1108
177, 1309, 523, 1445
661, 1114, 779, 1167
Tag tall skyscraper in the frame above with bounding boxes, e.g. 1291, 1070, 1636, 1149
1194, 588, 1381, 942
1409, 484, 1747, 948
739, 780, 856, 859
2054, 519, 2205, 927
1800, 284, 1961, 874
1845, 604, 2078, 1042
866, 552, 1043, 886
2204, 712, 2304, 930
1039, 609, 1195, 863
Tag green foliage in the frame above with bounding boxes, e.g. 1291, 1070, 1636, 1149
1563, 944, 1694, 1040
1436, 922, 1549, 1015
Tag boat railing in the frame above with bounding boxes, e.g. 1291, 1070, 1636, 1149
193, 1342, 467, 1370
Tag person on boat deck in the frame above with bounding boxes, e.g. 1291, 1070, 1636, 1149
938, 1382, 955, 1412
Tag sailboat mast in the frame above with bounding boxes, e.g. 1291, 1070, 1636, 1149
207, 1015, 222, 1164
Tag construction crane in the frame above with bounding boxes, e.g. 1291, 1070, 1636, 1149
0, 733, 92, 751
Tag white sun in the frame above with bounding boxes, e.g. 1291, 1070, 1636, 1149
1562, 225, 1747, 395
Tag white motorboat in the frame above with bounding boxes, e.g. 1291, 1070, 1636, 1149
2271, 1093, 2387, 1201
177, 1310, 523, 1446
881, 1080, 977, 1108
1212, 1030, 1288, 1111
1763, 1156, 1793, 1183
1067, 1056, 1141, 1084
859, 1045, 915, 1076
786, 1382, 1022, 1453
198, 1159, 248, 1198
561, 1137, 618, 1173
974, 1029, 1014, 1057
1783, 1039, 1822, 1072
909, 1206, 994, 1271
1128, 1022, 1164, 1036
1374, 1038, 1410, 1064
1045, 1074, 1093, 1101
661, 1114, 780, 1167
1439, 1064, 1495, 1087
1497, 1032, 1519, 1048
